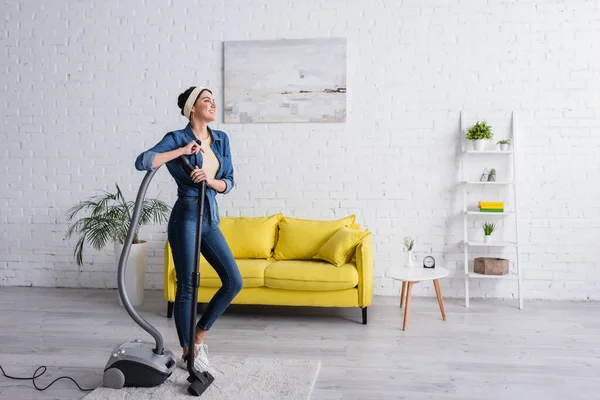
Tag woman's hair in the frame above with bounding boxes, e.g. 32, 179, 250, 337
177, 86, 212, 116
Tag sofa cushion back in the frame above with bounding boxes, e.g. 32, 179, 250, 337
273, 214, 356, 260
220, 213, 282, 259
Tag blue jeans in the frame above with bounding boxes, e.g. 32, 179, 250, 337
167, 195, 242, 348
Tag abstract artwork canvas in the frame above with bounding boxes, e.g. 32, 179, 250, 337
223, 38, 346, 123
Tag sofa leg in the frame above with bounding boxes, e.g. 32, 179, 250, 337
167, 301, 174, 318
361, 307, 367, 325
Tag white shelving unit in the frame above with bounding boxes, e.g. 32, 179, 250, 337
460, 111, 523, 309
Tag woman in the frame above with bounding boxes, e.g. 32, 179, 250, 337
135, 86, 242, 372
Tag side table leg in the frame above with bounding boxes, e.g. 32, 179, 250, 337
433, 279, 446, 321
400, 281, 406, 308
402, 282, 414, 331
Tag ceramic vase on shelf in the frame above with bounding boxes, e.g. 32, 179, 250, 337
472, 140, 486, 151
404, 251, 415, 268
500, 143, 509, 151
484, 235, 491, 244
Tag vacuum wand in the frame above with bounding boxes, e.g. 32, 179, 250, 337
179, 154, 214, 396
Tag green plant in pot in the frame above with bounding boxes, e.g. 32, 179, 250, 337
65, 183, 171, 306
466, 120, 494, 151
488, 168, 496, 182
482, 221, 496, 243
497, 139, 510, 151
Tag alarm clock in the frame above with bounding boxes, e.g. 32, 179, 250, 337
423, 256, 435, 269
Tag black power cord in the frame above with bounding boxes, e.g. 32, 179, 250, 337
0, 364, 95, 392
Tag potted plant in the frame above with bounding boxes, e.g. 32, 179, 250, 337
466, 121, 494, 151
488, 168, 496, 182
65, 183, 171, 306
482, 222, 496, 243
497, 139, 510, 151
403, 236, 415, 268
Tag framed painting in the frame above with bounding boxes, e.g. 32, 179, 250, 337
223, 38, 346, 123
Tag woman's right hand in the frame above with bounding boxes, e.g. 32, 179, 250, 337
181, 140, 203, 155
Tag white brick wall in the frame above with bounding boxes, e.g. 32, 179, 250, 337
2, 0, 599, 300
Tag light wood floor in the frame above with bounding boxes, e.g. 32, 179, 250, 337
0, 287, 598, 400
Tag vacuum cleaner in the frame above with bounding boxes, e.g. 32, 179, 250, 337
102, 148, 215, 396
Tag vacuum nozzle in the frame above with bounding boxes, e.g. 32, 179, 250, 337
187, 370, 214, 396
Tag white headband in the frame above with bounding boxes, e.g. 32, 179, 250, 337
183, 86, 208, 120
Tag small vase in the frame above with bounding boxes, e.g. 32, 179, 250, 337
484, 235, 491, 243
404, 251, 415, 268
500, 143, 509, 151
473, 140, 486, 151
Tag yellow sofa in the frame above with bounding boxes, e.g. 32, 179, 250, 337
163, 213, 373, 324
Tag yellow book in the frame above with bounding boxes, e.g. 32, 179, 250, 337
479, 202, 504, 207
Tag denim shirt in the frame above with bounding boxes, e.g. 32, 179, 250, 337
134, 123, 234, 225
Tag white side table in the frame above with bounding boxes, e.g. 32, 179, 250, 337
388, 266, 449, 331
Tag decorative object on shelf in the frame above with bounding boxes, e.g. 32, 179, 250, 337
479, 201, 504, 213
403, 236, 415, 268
479, 168, 490, 181
497, 139, 510, 151
487, 168, 497, 182
482, 221, 496, 243
465, 120, 494, 151
474, 257, 508, 275
423, 256, 435, 269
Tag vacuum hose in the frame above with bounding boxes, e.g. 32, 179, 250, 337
117, 166, 164, 354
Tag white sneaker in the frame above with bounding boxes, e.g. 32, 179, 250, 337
176, 352, 199, 371
194, 343, 212, 373
177, 355, 187, 370
176, 344, 213, 373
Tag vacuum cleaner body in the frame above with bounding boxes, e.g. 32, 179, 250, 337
102, 151, 214, 395
103, 339, 176, 389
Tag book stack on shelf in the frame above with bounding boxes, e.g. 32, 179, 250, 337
479, 201, 504, 213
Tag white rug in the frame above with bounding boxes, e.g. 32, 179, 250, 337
83, 356, 321, 400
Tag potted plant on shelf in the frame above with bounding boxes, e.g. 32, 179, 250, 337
466, 120, 494, 151
497, 139, 510, 151
403, 236, 415, 268
482, 222, 496, 243
64, 183, 171, 306
488, 168, 497, 182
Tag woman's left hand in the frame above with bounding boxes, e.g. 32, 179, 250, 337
190, 167, 207, 184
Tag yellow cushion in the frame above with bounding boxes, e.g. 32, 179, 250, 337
199, 258, 271, 288
313, 227, 371, 267
264, 260, 359, 291
274, 215, 356, 260
219, 214, 282, 259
